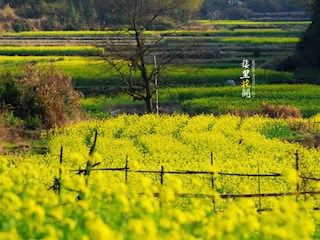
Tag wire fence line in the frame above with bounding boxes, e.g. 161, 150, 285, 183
54, 153, 320, 198
48, 131, 320, 211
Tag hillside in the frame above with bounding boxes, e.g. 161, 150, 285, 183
0, 0, 309, 32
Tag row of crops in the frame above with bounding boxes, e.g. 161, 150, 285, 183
0, 20, 309, 67
0, 46, 104, 56
1, 114, 319, 239
0, 29, 304, 38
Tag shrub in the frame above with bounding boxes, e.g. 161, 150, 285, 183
0, 73, 21, 108
19, 63, 83, 128
0, 5, 19, 21
0, 63, 83, 129
274, 55, 300, 72
12, 19, 31, 32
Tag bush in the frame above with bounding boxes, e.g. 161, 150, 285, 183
0, 73, 21, 108
274, 55, 300, 72
19, 63, 83, 128
0, 63, 83, 129
0, 5, 19, 21
12, 20, 31, 32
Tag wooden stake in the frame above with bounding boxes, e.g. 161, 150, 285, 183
58, 146, 63, 195
295, 150, 299, 192
211, 152, 214, 189
258, 161, 261, 211
160, 166, 164, 185
211, 152, 216, 211
125, 155, 129, 184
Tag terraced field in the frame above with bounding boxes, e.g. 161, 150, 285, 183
0, 20, 309, 68
0, 20, 316, 113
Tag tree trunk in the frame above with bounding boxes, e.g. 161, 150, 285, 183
145, 92, 153, 113
135, 30, 153, 113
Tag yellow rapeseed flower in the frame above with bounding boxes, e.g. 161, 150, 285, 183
283, 168, 300, 185
69, 152, 86, 166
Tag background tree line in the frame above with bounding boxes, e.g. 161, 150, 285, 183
0, 0, 308, 31
0, 0, 203, 31
201, 0, 309, 20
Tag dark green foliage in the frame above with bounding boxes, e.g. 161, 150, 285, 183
297, 0, 320, 70
274, 56, 300, 72
0, 71, 43, 127
260, 122, 294, 139
12, 19, 30, 32
0, 0, 306, 31
223, 7, 253, 20
200, 0, 305, 20
0, 0, 203, 31
0, 73, 21, 108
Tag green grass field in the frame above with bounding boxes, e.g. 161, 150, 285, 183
0, 56, 296, 91
82, 84, 320, 118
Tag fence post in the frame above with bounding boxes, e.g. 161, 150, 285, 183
125, 155, 129, 184
211, 152, 216, 211
211, 152, 214, 189
295, 150, 300, 202
295, 150, 299, 192
160, 166, 164, 185
58, 146, 63, 195
258, 161, 261, 211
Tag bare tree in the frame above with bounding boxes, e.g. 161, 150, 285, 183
102, 0, 203, 113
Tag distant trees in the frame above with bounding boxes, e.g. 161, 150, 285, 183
200, 0, 228, 19
0, 0, 203, 31
199, 0, 304, 20
0, 0, 308, 30
297, 0, 320, 69
97, 0, 203, 28
246, 0, 282, 13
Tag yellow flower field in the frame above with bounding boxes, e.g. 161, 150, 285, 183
1, 114, 320, 239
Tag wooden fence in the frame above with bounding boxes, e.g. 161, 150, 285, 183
49, 131, 320, 211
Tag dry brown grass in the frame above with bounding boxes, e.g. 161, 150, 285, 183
21, 63, 84, 128
230, 109, 259, 118
0, 5, 19, 21
0, 122, 23, 143
0, 120, 9, 142
181, 23, 215, 31
262, 102, 302, 119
